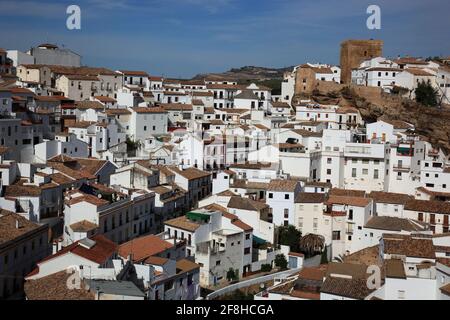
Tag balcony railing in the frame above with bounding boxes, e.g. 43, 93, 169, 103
393, 165, 410, 172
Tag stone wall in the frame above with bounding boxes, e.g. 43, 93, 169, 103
340, 39, 383, 84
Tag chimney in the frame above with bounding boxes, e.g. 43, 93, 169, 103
15, 219, 20, 229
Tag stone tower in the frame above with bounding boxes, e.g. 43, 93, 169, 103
340, 39, 383, 84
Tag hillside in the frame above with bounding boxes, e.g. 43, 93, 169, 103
303, 85, 450, 154
193, 65, 294, 81
193, 66, 294, 95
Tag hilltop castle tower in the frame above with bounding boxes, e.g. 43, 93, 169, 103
340, 39, 383, 84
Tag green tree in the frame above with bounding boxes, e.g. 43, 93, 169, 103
126, 137, 139, 154
415, 80, 439, 107
277, 225, 302, 253
299, 233, 325, 257
226, 268, 238, 282
274, 254, 288, 270
260, 264, 272, 272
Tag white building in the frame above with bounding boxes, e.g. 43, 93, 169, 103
164, 208, 253, 286
129, 107, 168, 141
63, 186, 156, 246
266, 179, 302, 226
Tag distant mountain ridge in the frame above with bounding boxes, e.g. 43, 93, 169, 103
192, 65, 295, 81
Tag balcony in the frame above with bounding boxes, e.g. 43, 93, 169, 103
324, 210, 347, 217
393, 165, 410, 172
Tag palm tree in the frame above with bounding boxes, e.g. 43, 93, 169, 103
299, 233, 325, 257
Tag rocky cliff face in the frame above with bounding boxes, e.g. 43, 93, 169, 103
305, 85, 450, 154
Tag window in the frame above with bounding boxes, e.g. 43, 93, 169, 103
348, 209, 353, 220
374, 169, 379, 179
268, 193, 273, 199
298, 217, 303, 228
430, 214, 436, 224
327, 169, 332, 175
398, 290, 405, 299
284, 194, 290, 200
244, 247, 251, 255
245, 233, 250, 240
216, 260, 221, 266
284, 209, 289, 218
144, 126, 147, 131
332, 231, 340, 240
352, 168, 357, 178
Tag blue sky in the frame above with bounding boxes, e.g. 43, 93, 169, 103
0, 0, 449, 78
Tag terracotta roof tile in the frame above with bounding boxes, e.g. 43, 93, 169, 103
268, 179, 299, 192
326, 195, 371, 207
118, 235, 174, 262
295, 192, 327, 203
405, 199, 450, 214
168, 166, 211, 180
39, 234, 117, 265
25, 270, 95, 300
382, 234, 436, 259
164, 215, 201, 232
70, 220, 98, 232
227, 196, 269, 211
330, 188, 366, 197
176, 259, 200, 273
0, 210, 47, 244
132, 107, 166, 113
66, 194, 109, 207
368, 191, 413, 205
365, 216, 426, 232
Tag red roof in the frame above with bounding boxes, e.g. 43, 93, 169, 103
118, 234, 174, 262
37, 235, 117, 266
